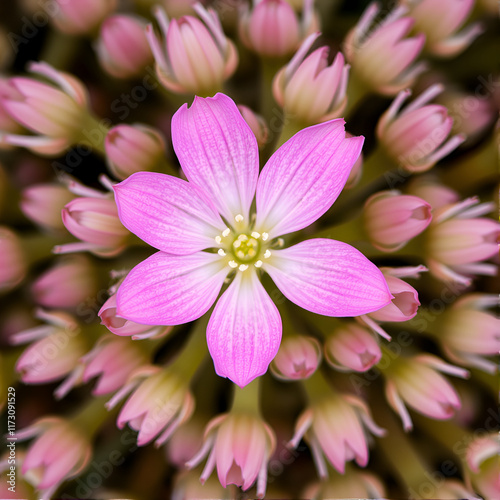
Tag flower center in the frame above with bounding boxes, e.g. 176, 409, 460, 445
232, 234, 260, 263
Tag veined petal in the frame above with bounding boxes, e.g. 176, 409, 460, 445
113, 171, 226, 255
255, 120, 364, 238
263, 239, 392, 317
116, 251, 229, 325
207, 271, 282, 387
171, 93, 259, 223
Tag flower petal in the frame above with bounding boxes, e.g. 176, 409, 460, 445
263, 238, 392, 316
171, 93, 259, 223
116, 251, 229, 325
255, 120, 364, 238
113, 171, 226, 255
207, 271, 282, 387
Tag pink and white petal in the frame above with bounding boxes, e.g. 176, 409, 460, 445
113, 171, 226, 255
116, 251, 229, 325
171, 93, 259, 223
263, 239, 392, 317
207, 271, 282, 387
255, 120, 364, 238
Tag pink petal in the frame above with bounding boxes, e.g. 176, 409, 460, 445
171, 93, 259, 222
263, 239, 392, 317
255, 119, 364, 238
207, 271, 282, 387
113, 171, 226, 255
116, 251, 229, 325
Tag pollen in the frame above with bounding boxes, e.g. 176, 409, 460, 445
238, 264, 249, 271
254, 260, 263, 268
228, 260, 238, 268
264, 249, 272, 259
261, 232, 269, 241
235, 214, 244, 222
222, 228, 231, 237
218, 249, 226, 256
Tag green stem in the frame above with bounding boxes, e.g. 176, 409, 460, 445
70, 396, 110, 439
231, 378, 261, 416
275, 116, 306, 148
21, 232, 71, 265
302, 368, 333, 403
76, 114, 109, 156
39, 30, 82, 69
307, 210, 366, 243
168, 316, 209, 382
344, 72, 370, 119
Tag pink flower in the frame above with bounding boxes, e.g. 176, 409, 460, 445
384, 354, 469, 431
324, 323, 381, 372
377, 84, 465, 172
270, 335, 322, 380
146, 5, 238, 95
343, 2, 425, 95
363, 190, 432, 251
0, 227, 26, 292
401, 0, 483, 57
273, 33, 349, 124
186, 412, 276, 498
290, 392, 385, 477
0, 62, 90, 155
51, 0, 117, 35
96, 15, 153, 79
17, 417, 91, 499
238, 105, 269, 148
112, 93, 392, 387
106, 365, 195, 446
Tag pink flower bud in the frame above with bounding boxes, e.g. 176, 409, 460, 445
105, 124, 166, 179
363, 190, 432, 251
30, 256, 97, 309
425, 197, 500, 285
239, 0, 314, 58
107, 365, 195, 446
0, 227, 27, 292
186, 412, 276, 497
406, 177, 459, 210
20, 183, 75, 231
385, 354, 469, 431
13, 310, 86, 385
166, 419, 205, 467
273, 33, 349, 124
465, 434, 500, 500
17, 417, 92, 499
368, 268, 420, 322
146, 5, 238, 94
344, 3, 425, 95
99, 293, 173, 339
438, 294, 500, 374
0, 78, 23, 134
51, 0, 117, 35
324, 323, 381, 372
96, 15, 153, 79
290, 391, 385, 477
401, 0, 483, 57
82, 335, 148, 395
238, 105, 269, 148
60, 197, 130, 257
377, 85, 465, 172
271, 335, 321, 380
345, 134, 363, 189
0, 62, 91, 155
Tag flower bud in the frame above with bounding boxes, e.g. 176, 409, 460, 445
186, 412, 276, 497
238, 105, 269, 148
0, 62, 91, 155
384, 354, 468, 431
20, 183, 75, 231
240, 0, 316, 58
50, 0, 117, 35
105, 124, 166, 179
17, 417, 92, 499
82, 335, 148, 395
324, 323, 381, 372
377, 85, 465, 172
401, 0, 483, 57
363, 190, 432, 251
344, 2, 425, 95
99, 293, 173, 340
425, 197, 500, 285
0, 227, 27, 292
345, 134, 363, 189
96, 15, 153, 79
406, 177, 459, 210
30, 256, 97, 309
271, 335, 321, 380
107, 365, 195, 446
166, 419, 205, 467
60, 197, 130, 257
273, 33, 349, 124
368, 268, 421, 323
146, 5, 238, 95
